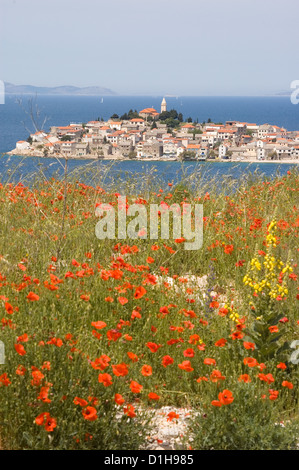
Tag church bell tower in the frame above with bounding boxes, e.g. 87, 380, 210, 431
161, 97, 167, 113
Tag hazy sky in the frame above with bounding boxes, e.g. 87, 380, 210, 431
1, 0, 299, 95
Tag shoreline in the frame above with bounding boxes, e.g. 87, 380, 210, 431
4, 151, 299, 165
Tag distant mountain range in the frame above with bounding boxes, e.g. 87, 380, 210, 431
275, 90, 292, 96
4, 82, 117, 96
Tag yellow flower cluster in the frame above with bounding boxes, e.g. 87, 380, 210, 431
266, 220, 278, 247
243, 220, 292, 300
224, 304, 240, 323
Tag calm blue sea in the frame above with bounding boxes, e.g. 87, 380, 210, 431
0, 95, 298, 186
0, 155, 297, 193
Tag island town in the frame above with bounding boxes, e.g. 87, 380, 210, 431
10, 98, 299, 162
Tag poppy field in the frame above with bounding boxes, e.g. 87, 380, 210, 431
0, 166, 298, 450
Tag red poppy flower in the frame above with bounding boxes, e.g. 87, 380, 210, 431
26, 292, 39, 301
215, 338, 227, 347
211, 400, 222, 407
80, 294, 90, 302
31, 370, 45, 386
151, 245, 160, 251
131, 309, 142, 319
98, 373, 113, 387
146, 342, 162, 353
82, 406, 98, 421
91, 355, 111, 370
15, 365, 26, 376
0, 373, 11, 386
162, 355, 174, 367
127, 351, 139, 362
106, 330, 122, 342
224, 244, 234, 255
5, 302, 14, 314
189, 334, 201, 345
148, 392, 160, 400
35, 412, 50, 426
277, 362, 287, 370
130, 380, 143, 393
124, 405, 136, 418
210, 370, 226, 383
17, 333, 29, 343
114, 393, 125, 405
35, 412, 57, 431
141, 365, 152, 376
203, 358, 216, 365
238, 374, 251, 383
196, 376, 209, 383
279, 317, 289, 323
178, 360, 194, 372
14, 344, 26, 356
37, 386, 51, 403
218, 307, 228, 317
269, 390, 279, 400
159, 306, 170, 315
167, 412, 179, 422
282, 381, 293, 389
134, 286, 147, 299
91, 321, 107, 330
231, 331, 244, 340
243, 357, 259, 367
74, 397, 88, 407
218, 389, 234, 405
183, 348, 195, 358
175, 237, 185, 244
112, 363, 129, 377
258, 373, 274, 384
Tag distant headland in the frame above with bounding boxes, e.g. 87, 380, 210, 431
4, 82, 117, 96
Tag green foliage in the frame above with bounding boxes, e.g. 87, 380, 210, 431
190, 385, 298, 450
120, 109, 140, 120
128, 150, 137, 159
243, 298, 290, 362
60, 135, 72, 142
159, 109, 183, 126
188, 129, 202, 135
0, 167, 297, 450
180, 150, 197, 160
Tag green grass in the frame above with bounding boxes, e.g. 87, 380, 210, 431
0, 165, 298, 449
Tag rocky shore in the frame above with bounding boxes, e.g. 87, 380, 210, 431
5, 149, 299, 164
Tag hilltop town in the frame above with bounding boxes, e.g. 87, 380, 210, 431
10, 98, 299, 162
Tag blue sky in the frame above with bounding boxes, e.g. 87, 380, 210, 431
1, 0, 299, 95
